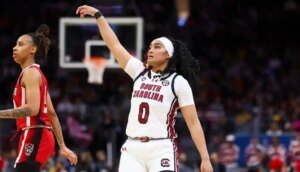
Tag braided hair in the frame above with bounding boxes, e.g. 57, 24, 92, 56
162, 37, 200, 92
27, 24, 51, 59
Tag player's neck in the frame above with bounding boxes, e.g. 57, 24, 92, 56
151, 69, 163, 74
151, 63, 167, 73
20, 59, 35, 70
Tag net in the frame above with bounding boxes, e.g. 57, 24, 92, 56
83, 57, 108, 85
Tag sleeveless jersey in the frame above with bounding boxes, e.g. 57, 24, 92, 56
13, 64, 51, 130
124, 57, 194, 139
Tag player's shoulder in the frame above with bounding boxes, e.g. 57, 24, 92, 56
171, 74, 191, 90
173, 73, 188, 83
22, 67, 42, 80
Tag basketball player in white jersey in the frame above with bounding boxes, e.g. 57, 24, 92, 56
77, 5, 213, 172
0, 24, 77, 171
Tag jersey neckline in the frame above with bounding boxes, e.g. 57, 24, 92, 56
21, 63, 40, 74
148, 70, 173, 80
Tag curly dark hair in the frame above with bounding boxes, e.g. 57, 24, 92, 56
162, 37, 200, 91
27, 24, 51, 59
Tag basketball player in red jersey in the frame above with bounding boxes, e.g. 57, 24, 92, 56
0, 24, 77, 171
76, 5, 213, 172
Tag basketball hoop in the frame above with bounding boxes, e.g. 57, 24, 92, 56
83, 57, 108, 85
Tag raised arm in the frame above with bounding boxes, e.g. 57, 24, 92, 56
0, 68, 40, 118
76, 5, 133, 70
180, 105, 213, 172
47, 91, 77, 165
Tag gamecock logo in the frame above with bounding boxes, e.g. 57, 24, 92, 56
161, 158, 170, 167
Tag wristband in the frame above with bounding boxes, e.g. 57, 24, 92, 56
94, 11, 103, 19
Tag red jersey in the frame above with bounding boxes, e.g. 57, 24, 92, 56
13, 64, 51, 129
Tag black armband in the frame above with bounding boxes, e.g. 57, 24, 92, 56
94, 11, 103, 19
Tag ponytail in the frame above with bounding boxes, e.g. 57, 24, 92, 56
163, 38, 200, 92
27, 24, 51, 59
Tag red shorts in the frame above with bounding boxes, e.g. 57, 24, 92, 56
15, 128, 55, 167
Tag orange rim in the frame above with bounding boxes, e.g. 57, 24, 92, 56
83, 57, 108, 67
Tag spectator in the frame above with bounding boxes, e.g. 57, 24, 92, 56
210, 152, 225, 172
288, 131, 300, 172
76, 151, 94, 172
93, 150, 109, 172
66, 111, 92, 149
178, 152, 194, 172
218, 134, 240, 172
266, 136, 287, 172
245, 137, 266, 172
266, 122, 283, 137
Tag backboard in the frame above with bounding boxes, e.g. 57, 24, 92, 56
59, 17, 144, 68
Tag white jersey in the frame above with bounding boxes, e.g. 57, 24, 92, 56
124, 57, 195, 138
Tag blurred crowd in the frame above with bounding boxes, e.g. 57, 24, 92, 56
1, 0, 300, 171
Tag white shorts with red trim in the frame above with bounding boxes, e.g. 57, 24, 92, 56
119, 138, 178, 172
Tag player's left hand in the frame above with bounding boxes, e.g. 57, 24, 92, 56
200, 159, 213, 172
60, 146, 78, 165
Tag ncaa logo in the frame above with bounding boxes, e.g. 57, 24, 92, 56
25, 143, 34, 156
162, 80, 170, 86
161, 158, 170, 167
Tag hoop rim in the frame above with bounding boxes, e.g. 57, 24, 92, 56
83, 57, 108, 67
